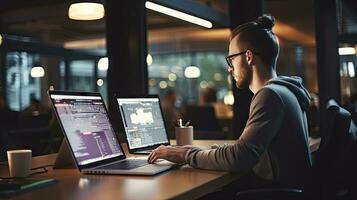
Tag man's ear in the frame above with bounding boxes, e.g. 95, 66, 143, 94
245, 50, 254, 66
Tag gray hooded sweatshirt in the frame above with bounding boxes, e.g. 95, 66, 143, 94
185, 76, 313, 187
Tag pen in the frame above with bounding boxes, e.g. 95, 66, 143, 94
177, 119, 183, 127
184, 120, 191, 127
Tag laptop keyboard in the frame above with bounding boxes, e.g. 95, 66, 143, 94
135, 149, 153, 154
97, 159, 148, 170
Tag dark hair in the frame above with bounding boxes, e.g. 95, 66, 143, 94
231, 14, 279, 69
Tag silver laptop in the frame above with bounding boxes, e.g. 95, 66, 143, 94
116, 96, 170, 154
48, 90, 175, 175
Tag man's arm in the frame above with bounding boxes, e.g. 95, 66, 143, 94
185, 88, 285, 173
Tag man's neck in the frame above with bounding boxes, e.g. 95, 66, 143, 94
249, 66, 277, 94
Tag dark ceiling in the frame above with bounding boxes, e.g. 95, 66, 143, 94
0, 0, 356, 46
0, 0, 205, 43
0, 0, 104, 43
339, 0, 357, 36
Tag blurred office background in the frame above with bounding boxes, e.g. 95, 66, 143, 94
0, 0, 356, 159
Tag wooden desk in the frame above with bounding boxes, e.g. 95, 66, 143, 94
0, 140, 238, 200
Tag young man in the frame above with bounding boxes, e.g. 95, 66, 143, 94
148, 15, 312, 191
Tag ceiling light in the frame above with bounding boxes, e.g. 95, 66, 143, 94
145, 1, 213, 28
147, 54, 153, 65
347, 62, 355, 78
342, 62, 348, 77
64, 38, 105, 49
184, 66, 200, 78
224, 91, 234, 105
213, 73, 223, 81
200, 81, 208, 88
339, 47, 356, 55
159, 81, 168, 89
0, 34, 2, 46
168, 73, 177, 81
31, 66, 45, 78
98, 57, 108, 71
149, 79, 156, 87
69, 2, 104, 20
97, 79, 104, 86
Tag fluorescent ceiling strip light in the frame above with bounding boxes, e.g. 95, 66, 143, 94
145, 1, 213, 28
339, 47, 356, 55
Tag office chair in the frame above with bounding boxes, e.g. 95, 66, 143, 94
0, 112, 59, 158
235, 99, 357, 200
314, 99, 357, 199
17, 113, 51, 129
183, 105, 225, 139
0, 127, 52, 157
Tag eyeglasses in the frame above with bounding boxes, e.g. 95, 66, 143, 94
225, 50, 259, 68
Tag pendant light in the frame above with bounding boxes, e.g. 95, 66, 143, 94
68, 1, 104, 20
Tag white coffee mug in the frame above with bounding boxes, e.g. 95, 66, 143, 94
175, 126, 194, 146
7, 150, 32, 178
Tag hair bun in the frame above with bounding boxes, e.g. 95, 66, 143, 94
255, 14, 275, 30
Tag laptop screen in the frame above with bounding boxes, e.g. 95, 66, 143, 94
50, 94, 124, 166
117, 97, 169, 150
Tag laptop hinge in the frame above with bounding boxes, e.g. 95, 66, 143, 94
53, 140, 77, 169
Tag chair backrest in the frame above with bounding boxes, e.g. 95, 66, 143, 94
314, 99, 357, 198
17, 114, 51, 129
0, 127, 52, 159
184, 105, 222, 131
183, 105, 225, 139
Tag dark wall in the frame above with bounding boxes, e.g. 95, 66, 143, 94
105, 0, 148, 141
229, 0, 264, 138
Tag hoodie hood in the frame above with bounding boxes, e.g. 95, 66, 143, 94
266, 76, 311, 111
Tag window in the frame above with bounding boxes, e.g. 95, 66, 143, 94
148, 52, 229, 104
68, 60, 95, 92
5, 52, 41, 111
147, 4, 231, 104
337, 0, 357, 106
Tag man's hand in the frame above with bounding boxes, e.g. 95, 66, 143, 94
147, 145, 189, 164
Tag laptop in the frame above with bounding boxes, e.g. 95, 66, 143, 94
48, 90, 175, 175
116, 96, 170, 154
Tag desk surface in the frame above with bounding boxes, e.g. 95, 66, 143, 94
0, 140, 238, 200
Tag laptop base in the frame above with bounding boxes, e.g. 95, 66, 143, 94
132, 150, 153, 155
